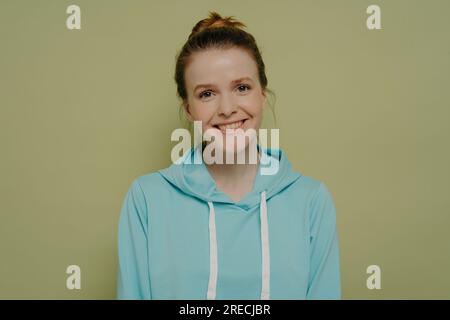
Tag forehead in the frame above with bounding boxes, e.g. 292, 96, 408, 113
184, 47, 258, 86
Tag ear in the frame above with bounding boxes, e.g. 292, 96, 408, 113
183, 101, 194, 122
261, 89, 267, 109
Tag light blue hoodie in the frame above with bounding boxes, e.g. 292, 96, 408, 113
116, 143, 341, 299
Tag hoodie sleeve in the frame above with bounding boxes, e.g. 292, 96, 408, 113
306, 181, 341, 300
116, 179, 152, 299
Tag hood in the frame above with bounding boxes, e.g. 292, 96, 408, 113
158, 143, 301, 212
158, 143, 302, 300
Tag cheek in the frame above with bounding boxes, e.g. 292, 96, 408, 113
242, 96, 264, 131
243, 94, 264, 117
189, 103, 215, 122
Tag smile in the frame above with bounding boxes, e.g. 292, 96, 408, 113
214, 120, 247, 133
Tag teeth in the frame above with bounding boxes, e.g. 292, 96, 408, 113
218, 120, 243, 131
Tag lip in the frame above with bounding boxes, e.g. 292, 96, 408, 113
213, 119, 248, 133
214, 119, 248, 126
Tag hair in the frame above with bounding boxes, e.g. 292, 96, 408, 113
174, 11, 277, 128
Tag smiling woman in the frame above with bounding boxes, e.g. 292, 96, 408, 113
183, 48, 264, 157
116, 11, 341, 300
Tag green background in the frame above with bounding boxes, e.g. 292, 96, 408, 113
1, 0, 449, 299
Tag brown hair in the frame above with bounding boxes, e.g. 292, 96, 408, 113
174, 11, 276, 124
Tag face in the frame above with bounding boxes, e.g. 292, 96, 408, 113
183, 47, 267, 158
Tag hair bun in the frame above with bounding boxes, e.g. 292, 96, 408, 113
189, 11, 246, 39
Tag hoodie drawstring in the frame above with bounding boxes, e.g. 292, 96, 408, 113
206, 201, 218, 300
206, 191, 270, 300
259, 191, 270, 300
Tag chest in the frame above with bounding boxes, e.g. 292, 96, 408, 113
147, 199, 311, 299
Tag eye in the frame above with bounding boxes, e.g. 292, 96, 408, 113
199, 90, 213, 99
237, 84, 251, 92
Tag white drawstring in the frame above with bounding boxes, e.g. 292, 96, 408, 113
206, 191, 270, 300
259, 190, 270, 299
207, 201, 218, 300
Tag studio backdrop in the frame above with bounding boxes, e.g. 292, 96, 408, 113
0, 0, 449, 299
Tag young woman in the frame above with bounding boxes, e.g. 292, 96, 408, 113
117, 12, 341, 300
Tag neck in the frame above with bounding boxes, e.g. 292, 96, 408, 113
203, 143, 261, 190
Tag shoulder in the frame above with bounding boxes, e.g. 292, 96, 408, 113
134, 171, 167, 189
290, 174, 336, 218
126, 170, 174, 202
303, 177, 337, 229
289, 173, 327, 200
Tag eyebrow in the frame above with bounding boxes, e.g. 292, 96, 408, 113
193, 77, 254, 93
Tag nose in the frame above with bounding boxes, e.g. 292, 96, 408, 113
217, 92, 237, 117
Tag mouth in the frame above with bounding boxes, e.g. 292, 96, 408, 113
213, 119, 248, 134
